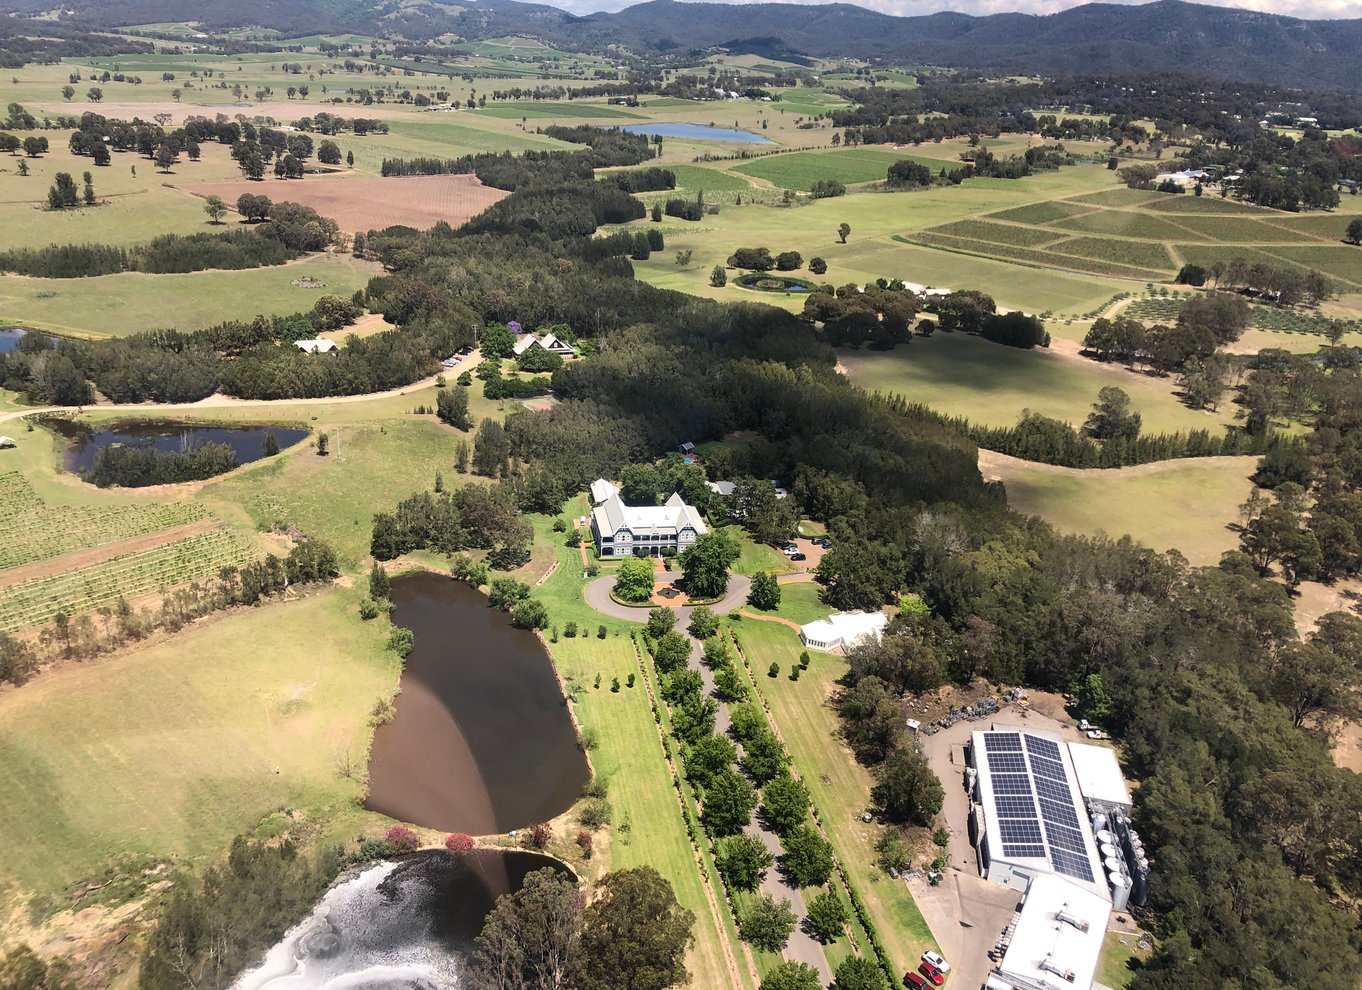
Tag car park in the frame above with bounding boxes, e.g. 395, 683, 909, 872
921, 952, 950, 975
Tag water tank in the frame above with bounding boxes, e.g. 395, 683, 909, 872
1109, 872, 1131, 911
1091, 814, 1108, 834
1104, 856, 1125, 877
1100, 842, 1119, 860
1097, 828, 1117, 844
1129, 868, 1149, 908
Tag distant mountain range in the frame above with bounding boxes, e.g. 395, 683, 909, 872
5, 0, 1362, 91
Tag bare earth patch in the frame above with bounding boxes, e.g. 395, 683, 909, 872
181, 173, 509, 233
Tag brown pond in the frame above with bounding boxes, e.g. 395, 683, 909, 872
365, 571, 589, 834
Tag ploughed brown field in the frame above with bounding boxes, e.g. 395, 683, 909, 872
181, 173, 508, 232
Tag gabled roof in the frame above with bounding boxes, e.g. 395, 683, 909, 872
590, 479, 618, 505
591, 491, 708, 539
294, 338, 337, 354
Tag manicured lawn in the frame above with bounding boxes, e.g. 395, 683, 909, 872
839, 333, 1237, 435
0, 254, 377, 338
745, 579, 827, 626
550, 630, 754, 990
980, 452, 1257, 565
0, 588, 396, 895
729, 620, 937, 976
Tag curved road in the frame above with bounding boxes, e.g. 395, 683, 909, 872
584, 572, 832, 984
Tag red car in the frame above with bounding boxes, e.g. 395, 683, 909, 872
919, 962, 945, 986
903, 973, 928, 989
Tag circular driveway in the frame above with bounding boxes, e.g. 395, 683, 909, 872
584, 573, 751, 623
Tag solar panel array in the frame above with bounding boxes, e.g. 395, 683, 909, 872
980, 731, 1097, 884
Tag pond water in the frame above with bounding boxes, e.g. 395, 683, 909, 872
0, 328, 60, 354
232, 850, 572, 990
365, 572, 589, 834
620, 122, 771, 144
45, 419, 310, 474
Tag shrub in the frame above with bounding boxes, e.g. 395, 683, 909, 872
522, 822, 551, 849
384, 825, 420, 853
387, 627, 414, 657
578, 798, 612, 830
445, 832, 475, 854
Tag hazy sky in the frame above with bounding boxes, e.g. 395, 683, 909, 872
543, 0, 1359, 19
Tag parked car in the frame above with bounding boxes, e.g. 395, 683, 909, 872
903, 973, 928, 989
780, 545, 799, 557
919, 962, 944, 986
1086, 729, 1110, 740
815, 538, 830, 548
790, 552, 807, 562
921, 951, 951, 975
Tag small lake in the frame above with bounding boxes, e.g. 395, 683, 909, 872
620, 122, 771, 144
366, 572, 589, 834
0, 328, 60, 355
232, 850, 573, 990
46, 420, 310, 474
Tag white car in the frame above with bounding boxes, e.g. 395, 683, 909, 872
921, 951, 950, 975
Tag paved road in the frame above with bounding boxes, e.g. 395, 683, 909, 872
584, 573, 832, 984
582, 573, 752, 624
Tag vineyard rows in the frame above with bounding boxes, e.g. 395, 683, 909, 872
0, 487, 208, 571
0, 530, 257, 633
0, 472, 43, 522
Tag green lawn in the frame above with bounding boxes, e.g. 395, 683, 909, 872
0, 588, 396, 895
729, 619, 937, 977
840, 333, 1237, 435
0, 253, 376, 337
735, 148, 948, 191
746, 579, 827, 626
477, 102, 642, 119
982, 452, 1257, 565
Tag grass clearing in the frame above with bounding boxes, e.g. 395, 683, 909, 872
734, 148, 940, 190
0, 253, 376, 338
0, 588, 395, 895
477, 102, 642, 119
979, 451, 1256, 564
839, 332, 1236, 435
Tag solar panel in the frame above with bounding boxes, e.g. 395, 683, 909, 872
1024, 735, 1061, 760
987, 753, 1029, 773
992, 773, 1032, 795
1052, 849, 1096, 882
981, 730, 1105, 886
1034, 776, 1076, 804
1039, 798, 1080, 830
999, 821, 1044, 845
984, 733, 1023, 753
994, 795, 1036, 818
1030, 757, 1068, 782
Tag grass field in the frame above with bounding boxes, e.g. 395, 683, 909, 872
0, 588, 396, 894
735, 148, 954, 191
839, 332, 1236, 435
0, 253, 376, 337
979, 451, 1257, 564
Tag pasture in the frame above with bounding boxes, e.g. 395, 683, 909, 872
838, 332, 1237, 435
978, 450, 1257, 565
0, 588, 396, 895
0, 253, 376, 338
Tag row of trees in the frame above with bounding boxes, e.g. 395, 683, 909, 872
0, 226, 304, 278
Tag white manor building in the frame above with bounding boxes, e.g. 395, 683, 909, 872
590, 481, 707, 558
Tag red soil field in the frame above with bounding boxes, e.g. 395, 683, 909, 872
181, 173, 508, 232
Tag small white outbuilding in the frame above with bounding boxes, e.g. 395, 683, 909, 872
800, 611, 888, 653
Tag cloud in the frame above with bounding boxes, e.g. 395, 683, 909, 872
543, 0, 1360, 19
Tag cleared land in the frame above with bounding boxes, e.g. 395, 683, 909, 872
183, 173, 509, 233
0, 589, 395, 894
839, 332, 1236, 435
978, 450, 1257, 564
0, 253, 376, 338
